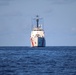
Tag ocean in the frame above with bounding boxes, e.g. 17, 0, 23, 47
0, 46, 76, 75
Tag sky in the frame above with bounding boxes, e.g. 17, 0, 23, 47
0, 0, 76, 46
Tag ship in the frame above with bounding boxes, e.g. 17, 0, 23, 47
30, 15, 46, 47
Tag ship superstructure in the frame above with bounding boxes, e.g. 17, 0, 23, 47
30, 15, 46, 47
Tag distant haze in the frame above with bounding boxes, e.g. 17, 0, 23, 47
0, 0, 76, 46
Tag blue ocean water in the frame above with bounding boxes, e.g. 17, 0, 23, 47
0, 46, 76, 75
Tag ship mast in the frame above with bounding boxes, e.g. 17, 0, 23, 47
36, 15, 39, 28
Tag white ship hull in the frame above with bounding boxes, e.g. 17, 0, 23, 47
31, 37, 45, 47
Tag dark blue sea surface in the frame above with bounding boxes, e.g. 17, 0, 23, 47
0, 46, 76, 75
